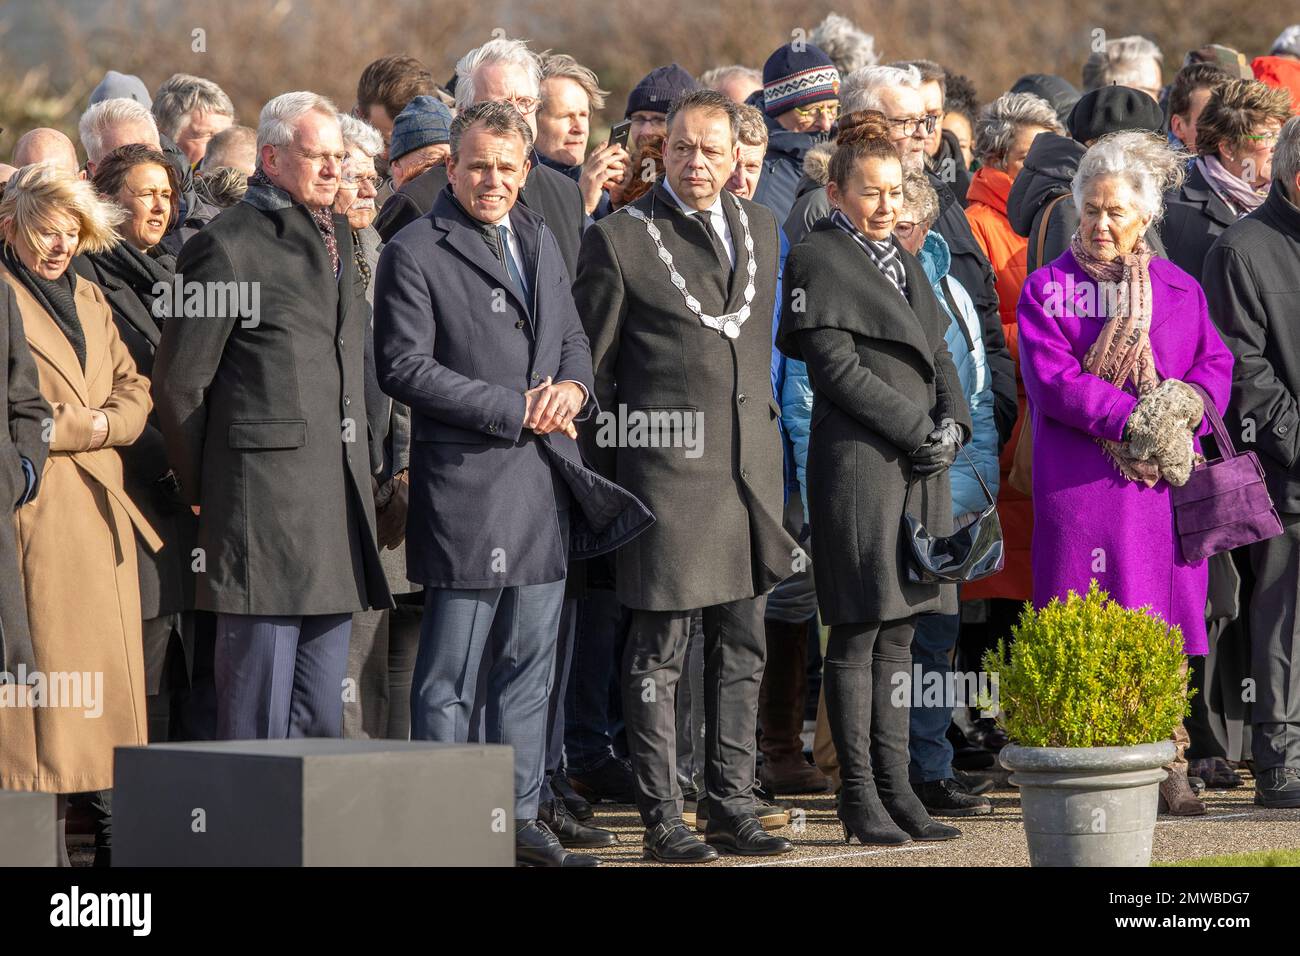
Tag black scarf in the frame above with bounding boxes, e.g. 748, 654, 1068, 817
2, 242, 86, 369
86, 240, 177, 324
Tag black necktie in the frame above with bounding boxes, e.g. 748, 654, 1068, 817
692, 210, 730, 274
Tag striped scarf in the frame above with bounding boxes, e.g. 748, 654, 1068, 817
830, 208, 907, 296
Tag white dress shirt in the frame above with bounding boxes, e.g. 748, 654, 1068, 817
491, 210, 589, 409
660, 179, 736, 268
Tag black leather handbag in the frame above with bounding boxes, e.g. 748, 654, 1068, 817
902, 446, 1005, 584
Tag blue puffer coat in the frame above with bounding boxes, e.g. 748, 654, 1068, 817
916, 230, 1000, 520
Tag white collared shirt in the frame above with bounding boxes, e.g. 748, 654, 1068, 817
660, 179, 736, 268
487, 209, 589, 408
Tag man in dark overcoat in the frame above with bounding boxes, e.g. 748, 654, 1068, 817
373, 101, 651, 867
154, 92, 393, 741
574, 89, 798, 863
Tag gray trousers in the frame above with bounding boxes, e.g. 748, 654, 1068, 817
624, 595, 767, 827
411, 581, 566, 819
1249, 511, 1300, 771
214, 613, 353, 739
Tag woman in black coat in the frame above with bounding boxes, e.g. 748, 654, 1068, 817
777, 114, 971, 846
78, 144, 200, 747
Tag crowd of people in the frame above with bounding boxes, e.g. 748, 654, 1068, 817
2, 14, 1300, 867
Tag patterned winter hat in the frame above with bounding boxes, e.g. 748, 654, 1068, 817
762, 43, 840, 118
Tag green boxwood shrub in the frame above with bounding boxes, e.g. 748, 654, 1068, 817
980, 581, 1190, 748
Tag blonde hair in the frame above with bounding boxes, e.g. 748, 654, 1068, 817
0, 162, 124, 259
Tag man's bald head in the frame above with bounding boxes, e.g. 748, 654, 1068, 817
12, 128, 81, 177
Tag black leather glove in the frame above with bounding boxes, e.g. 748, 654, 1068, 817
911, 418, 960, 476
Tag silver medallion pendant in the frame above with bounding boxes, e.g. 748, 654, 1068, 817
723, 319, 740, 339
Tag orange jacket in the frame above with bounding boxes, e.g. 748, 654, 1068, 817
1253, 55, 1300, 113
962, 166, 1033, 602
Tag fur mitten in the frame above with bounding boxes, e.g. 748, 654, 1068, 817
1124, 379, 1205, 486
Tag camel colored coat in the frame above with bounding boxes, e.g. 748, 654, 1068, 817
0, 264, 161, 793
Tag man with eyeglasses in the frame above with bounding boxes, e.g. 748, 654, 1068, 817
154, 91, 394, 741
745, 42, 840, 223
374, 37, 586, 282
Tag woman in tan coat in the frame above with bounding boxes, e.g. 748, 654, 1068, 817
0, 163, 160, 864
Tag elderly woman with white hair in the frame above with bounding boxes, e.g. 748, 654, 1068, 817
0, 163, 159, 863
333, 113, 421, 741
1017, 131, 1235, 815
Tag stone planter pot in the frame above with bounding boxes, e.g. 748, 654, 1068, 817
1001, 741, 1174, 867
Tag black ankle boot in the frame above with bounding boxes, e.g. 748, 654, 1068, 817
823, 659, 911, 846
870, 653, 960, 842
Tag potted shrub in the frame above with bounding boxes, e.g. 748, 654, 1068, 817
981, 581, 1190, 867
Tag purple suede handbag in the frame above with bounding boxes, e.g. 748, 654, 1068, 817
1170, 383, 1283, 563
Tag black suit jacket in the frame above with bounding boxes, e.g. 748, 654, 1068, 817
1160, 164, 1239, 286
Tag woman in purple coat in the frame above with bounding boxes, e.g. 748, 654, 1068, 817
1017, 131, 1234, 815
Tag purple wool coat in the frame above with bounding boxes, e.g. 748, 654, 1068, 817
1017, 248, 1234, 655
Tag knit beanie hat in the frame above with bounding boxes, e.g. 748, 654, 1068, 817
1067, 86, 1166, 143
1271, 25, 1300, 58
90, 70, 152, 108
389, 95, 453, 162
761, 43, 840, 118
625, 64, 699, 118
1010, 74, 1081, 127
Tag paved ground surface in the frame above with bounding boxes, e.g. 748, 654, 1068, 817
577, 770, 1300, 867
65, 769, 1300, 868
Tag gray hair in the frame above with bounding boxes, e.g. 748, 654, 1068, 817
337, 114, 384, 158
455, 37, 542, 111
840, 64, 922, 114
152, 73, 236, 141
735, 103, 768, 147
449, 100, 534, 161
256, 91, 338, 157
809, 13, 879, 74
974, 92, 1064, 166
666, 89, 739, 144
540, 52, 608, 112
1275, 116, 1300, 201
201, 125, 256, 171
1072, 130, 1186, 225
900, 170, 940, 227
699, 64, 762, 92
78, 97, 159, 164
1082, 35, 1164, 91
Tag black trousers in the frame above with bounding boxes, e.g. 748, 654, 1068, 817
623, 595, 767, 827
1249, 512, 1300, 771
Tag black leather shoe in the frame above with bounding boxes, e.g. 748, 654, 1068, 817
705, 814, 794, 856
515, 820, 600, 867
1255, 767, 1300, 808
968, 717, 1009, 753
569, 756, 637, 804
538, 798, 617, 849
643, 820, 719, 863
947, 724, 996, 771
952, 769, 994, 796
914, 778, 993, 817
551, 772, 594, 821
